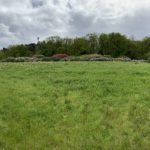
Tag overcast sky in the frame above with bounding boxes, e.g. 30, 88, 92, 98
0, 0, 150, 48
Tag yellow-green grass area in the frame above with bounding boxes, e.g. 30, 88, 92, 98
0, 62, 150, 150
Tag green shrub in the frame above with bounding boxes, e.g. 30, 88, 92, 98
42, 57, 60, 61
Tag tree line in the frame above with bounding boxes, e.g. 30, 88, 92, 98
1, 32, 150, 60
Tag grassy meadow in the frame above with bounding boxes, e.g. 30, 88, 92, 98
0, 62, 150, 150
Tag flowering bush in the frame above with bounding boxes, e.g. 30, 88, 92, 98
52, 54, 68, 59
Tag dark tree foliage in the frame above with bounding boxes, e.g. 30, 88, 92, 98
1, 32, 150, 60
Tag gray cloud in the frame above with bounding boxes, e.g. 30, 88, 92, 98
0, 0, 150, 48
117, 8, 150, 39
31, 0, 44, 8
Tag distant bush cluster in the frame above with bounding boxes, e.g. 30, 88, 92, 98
0, 54, 146, 62
1, 32, 150, 61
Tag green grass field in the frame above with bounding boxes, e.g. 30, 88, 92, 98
0, 62, 150, 150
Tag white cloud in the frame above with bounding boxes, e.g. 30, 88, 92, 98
0, 24, 14, 37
